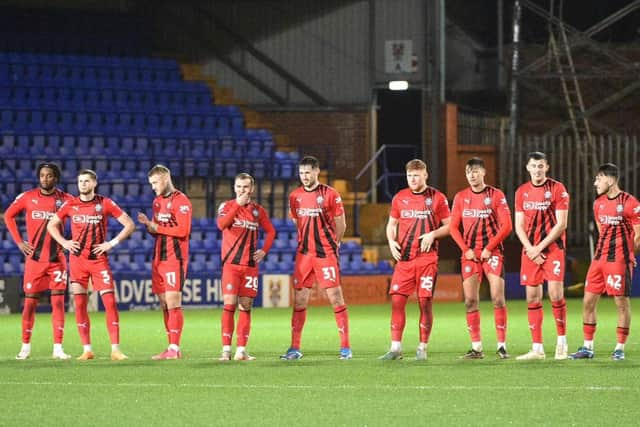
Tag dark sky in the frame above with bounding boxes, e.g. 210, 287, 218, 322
448, 0, 640, 45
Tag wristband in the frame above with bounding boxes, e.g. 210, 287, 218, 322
109, 238, 120, 248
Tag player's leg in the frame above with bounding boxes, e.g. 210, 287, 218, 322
90, 263, 127, 361
234, 296, 256, 361
516, 255, 545, 360
379, 261, 412, 360
49, 263, 70, 359
487, 272, 508, 359
151, 265, 170, 344
17, 292, 39, 360
516, 284, 545, 360
16, 259, 47, 360
461, 270, 483, 359
281, 254, 312, 360
220, 266, 240, 360
569, 262, 603, 360
165, 290, 184, 358
71, 281, 94, 360
612, 295, 631, 360
416, 261, 437, 360
543, 250, 568, 359
152, 262, 185, 360
326, 285, 351, 359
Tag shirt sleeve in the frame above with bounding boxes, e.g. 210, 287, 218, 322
626, 196, 640, 226
105, 197, 124, 219
389, 195, 399, 219
514, 186, 524, 213
436, 192, 450, 222
156, 194, 192, 238
216, 200, 241, 230
3, 193, 27, 245
258, 206, 277, 254
289, 192, 298, 220
331, 188, 345, 217
555, 182, 570, 211
448, 193, 468, 252
485, 190, 513, 251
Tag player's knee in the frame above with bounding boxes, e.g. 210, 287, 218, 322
464, 298, 479, 311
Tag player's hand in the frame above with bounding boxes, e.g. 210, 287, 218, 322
137, 212, 150, 225
480, 248, 492, 262
236, 193, 250, 206
419, 232, 435, 252
253, 249, 266, 263
525, 245, 542, 261
62, 239, 80, 253
18, 241, 34, 257
92, 241, 114, 255
464, 249, 477, 261
388, 240, 402, 261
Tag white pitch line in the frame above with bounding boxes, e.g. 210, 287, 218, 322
0, 381, 630, 391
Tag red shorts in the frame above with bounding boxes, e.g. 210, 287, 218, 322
461, 250, 504, 281
221, 264, 259, 298
151, 260, 187, 294
69, 256, 114, 292
520, 248, 565, 286
390, 255, 438, 298
293, 252, 341, 289
585, 259, 633, 297
23, 258, 67, 293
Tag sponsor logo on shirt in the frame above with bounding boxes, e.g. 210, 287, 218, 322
157, 213, 173, 223
296, 207, 323, 217
400, 209, 432, 219
598, 215, 623, 226
72, 214, 103, 224
31, 210, 55, 220
462, 208, 492, 218
233, 219, 259, 231
523, 201, 551, 211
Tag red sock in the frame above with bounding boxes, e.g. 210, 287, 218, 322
50, 294, 65, 344
74, 294, 91, 346
236, 309, 251, 347
494, 306, 507, 343
221, 304, 236, 346
101, 292, 120, 345
418, 297, 433, 343
291, 308, 306, 349
466, 310, 481, 342
552, 299, 567, 336
583, 323, 596, 341
168, 307, 184, 346
333, 305, 350, 348
21, 297, 38, 344
162, 308, 170, 343
616, 327, 629, 345
390, 294, 408, 342
528, 303, 543, 344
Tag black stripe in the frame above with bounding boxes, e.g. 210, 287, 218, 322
88, 222, 98, 260
312, 217, 326, 258
172, 236, 182, 261
402, 220, 419, 261
232, 230, 250, 265
300, 218, 311, 255
222, 235, 242, 266
31, 220, 48, 261
318, 210, 338, 257
160, 235, 168, 261
248, 229, 257, 267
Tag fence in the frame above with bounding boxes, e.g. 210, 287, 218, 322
499, 134, 640, 246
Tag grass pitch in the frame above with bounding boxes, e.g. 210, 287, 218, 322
1, 299, 639, 426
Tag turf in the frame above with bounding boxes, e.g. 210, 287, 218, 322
1, 299, 639, 426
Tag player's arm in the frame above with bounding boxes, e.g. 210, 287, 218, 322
334, 214, 346, 243
92, 213, 135, 255
420, 217, 451, 253
2, 197, 33, 256
46, 214, 79, 253
485, 205, 513, 252
448, 198, 471, 255
155, 198, 192, 238
386, 216, 401, 261
255, 211, 277, 263
216, 200, 241, 230
633, 224, 640, 253
514, 211, 534, 252
529, 209, 568, 258
137, 212, 157, 235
